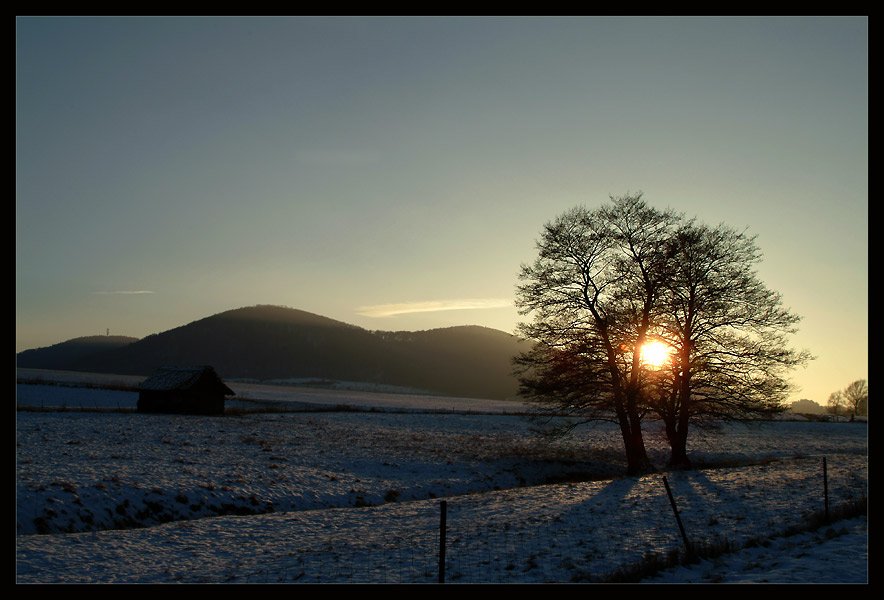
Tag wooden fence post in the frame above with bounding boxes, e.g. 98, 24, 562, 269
438, 500, 447, 583
823, 457, 830, 524
662, 476, 691, 553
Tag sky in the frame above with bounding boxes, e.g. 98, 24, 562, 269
16, 16, 867, 405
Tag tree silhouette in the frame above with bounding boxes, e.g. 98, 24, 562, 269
649, 220, 812, 466
515, 194, 811, 472
842, 379, 868, 417
515, 194, 679, 475
827, 390, 847, 416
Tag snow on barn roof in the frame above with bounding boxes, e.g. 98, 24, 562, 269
137, 366, 234, 395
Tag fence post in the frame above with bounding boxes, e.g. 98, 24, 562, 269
662, 476, 691, 553
438, 500, 447, 583
822, 457, 830, 524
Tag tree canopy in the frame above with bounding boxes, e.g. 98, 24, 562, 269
515, 194, 811, 472
843, 379, 868, 416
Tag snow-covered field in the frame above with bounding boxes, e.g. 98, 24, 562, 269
16, 372, 868, 584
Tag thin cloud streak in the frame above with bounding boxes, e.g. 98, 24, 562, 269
92, 291, 156, 295
357, 298, 513, 318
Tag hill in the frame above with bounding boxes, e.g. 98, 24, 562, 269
16, 305, 526, 399
15, 335, 140, 371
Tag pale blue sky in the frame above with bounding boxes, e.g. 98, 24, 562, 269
16, 16, 867, 405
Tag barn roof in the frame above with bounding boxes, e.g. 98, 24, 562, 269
137, 366, 235, 395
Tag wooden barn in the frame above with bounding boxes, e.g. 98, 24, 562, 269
137, 366, 234, 415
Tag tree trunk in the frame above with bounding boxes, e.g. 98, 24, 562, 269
620, 411, 654, 475
667, 344, 693, 468
661, 416, 689, 467
667, 426, 691, 468
625, 431, 654, 475
608, 340, 654, 475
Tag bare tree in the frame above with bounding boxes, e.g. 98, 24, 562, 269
515, 194, 678, 475
842, 379, 868, 416
827, 390, 847, 416
649, 220, 812, 466
515, 194, 811, 473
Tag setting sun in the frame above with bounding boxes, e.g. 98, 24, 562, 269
640, 340, 672, 368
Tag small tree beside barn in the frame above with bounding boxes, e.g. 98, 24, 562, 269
137, 366, 234, 415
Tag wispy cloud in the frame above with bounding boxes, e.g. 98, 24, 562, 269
92, 290, 156, 295
357, 298, 512, 318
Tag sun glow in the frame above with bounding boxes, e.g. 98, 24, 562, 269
640, 340, 673, 368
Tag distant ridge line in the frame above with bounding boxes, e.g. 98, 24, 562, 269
16, 305, 525, 400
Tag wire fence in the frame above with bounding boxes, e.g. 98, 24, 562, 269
225, 454, 867, 584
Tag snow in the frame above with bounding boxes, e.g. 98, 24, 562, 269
642, 516, 868, 583
16, 375, 868, 584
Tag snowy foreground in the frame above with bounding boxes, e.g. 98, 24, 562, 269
16, 373, 868, 584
